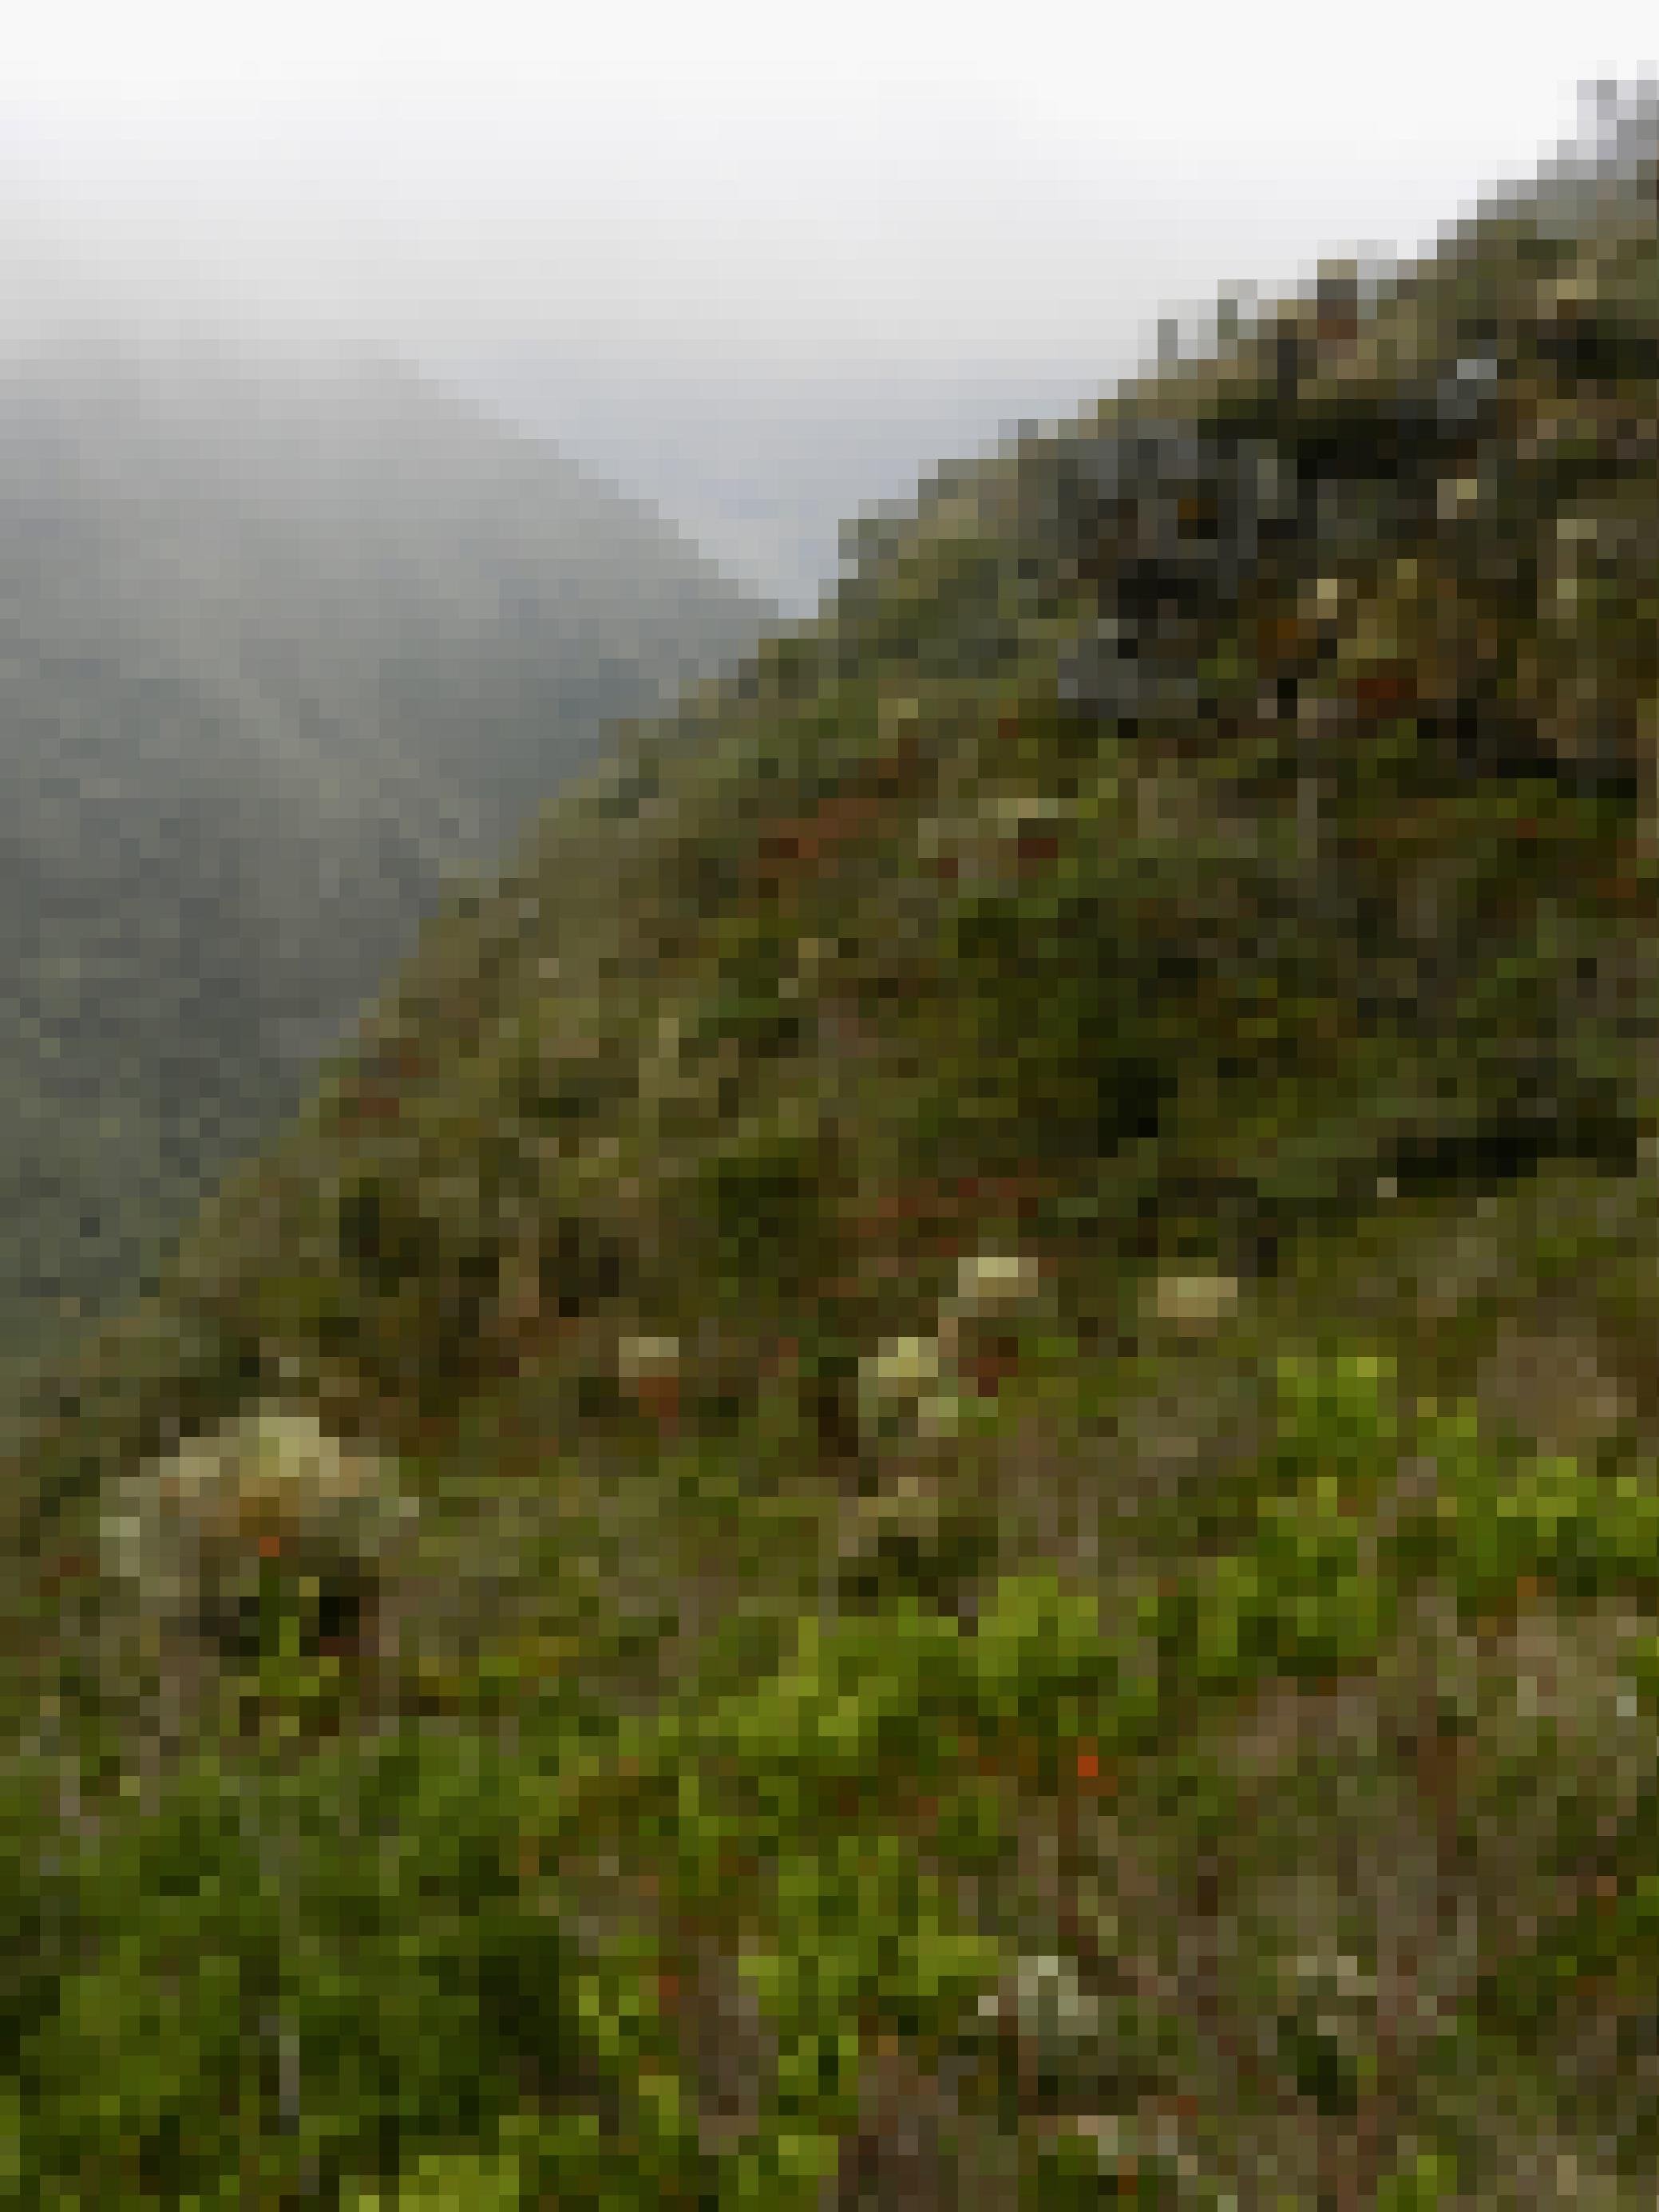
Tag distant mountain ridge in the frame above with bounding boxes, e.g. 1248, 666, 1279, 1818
0, 323, 770, 1379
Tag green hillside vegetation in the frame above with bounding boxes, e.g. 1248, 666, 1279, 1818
0, 334, 766, 1387
15, 156, 1659, 2204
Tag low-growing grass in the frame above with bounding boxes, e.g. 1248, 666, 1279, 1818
8, 1344, 1659, 2203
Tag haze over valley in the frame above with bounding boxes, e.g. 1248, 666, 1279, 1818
0, 293, 768, 1382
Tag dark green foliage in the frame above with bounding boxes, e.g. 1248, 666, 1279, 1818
12, 1731, 576, 2204
337, 1174, 441, 1296
696, 1123, 832, 1305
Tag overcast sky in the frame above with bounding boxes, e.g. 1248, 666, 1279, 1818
4, 0, 1656, 375
4, 3, 1658, 606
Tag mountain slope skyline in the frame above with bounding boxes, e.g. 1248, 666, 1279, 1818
0, 320, 770, 1386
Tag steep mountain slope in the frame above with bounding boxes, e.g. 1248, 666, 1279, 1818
457, 353, 1118, 612
15, 155, 1659, 2205
0, 330, 766, 1380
